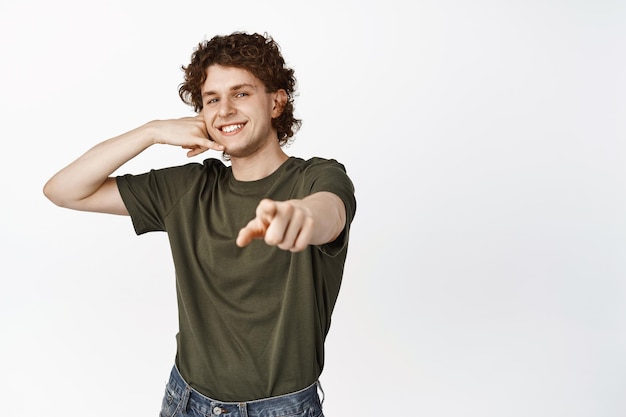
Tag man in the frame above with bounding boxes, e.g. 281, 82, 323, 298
43, 32, 356, 417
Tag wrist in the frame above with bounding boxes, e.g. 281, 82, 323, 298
136, 120, 164, 147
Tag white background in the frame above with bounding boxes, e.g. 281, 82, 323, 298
1, 0, 625, 416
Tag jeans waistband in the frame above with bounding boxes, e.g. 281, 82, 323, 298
165, 365, 323, 417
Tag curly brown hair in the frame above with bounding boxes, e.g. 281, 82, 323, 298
179, 32, 301, 146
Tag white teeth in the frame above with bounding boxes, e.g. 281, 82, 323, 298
221, 124, 244, 133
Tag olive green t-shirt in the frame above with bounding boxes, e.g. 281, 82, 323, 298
116, 156, 356, 401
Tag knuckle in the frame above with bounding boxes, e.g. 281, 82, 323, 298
258, 199, 273, 212
263, 229, 279, 245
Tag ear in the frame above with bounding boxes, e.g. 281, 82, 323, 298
271, 89, 288, 118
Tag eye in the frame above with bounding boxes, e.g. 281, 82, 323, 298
235, 92, 249, 98
206, 97, 218, 105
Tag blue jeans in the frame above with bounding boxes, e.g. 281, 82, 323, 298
159, 366, 325, 417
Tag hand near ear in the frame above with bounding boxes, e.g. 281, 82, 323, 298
152, 114, 223, 157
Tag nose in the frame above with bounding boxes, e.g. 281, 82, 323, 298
218, 99, 235, 118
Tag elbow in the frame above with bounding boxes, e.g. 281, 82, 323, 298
42, 180, 55, 203
43, 180, 68, 208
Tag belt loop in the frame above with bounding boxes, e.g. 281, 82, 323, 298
180, 385, 191, 414
316, 380, 325, 406
238, 402, 248, 417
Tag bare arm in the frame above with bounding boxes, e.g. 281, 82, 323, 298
43, 115, 223, 214
236, 191, 347, 252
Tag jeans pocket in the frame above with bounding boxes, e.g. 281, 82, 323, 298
277, 403, 324, 417
159, 385, 182, 417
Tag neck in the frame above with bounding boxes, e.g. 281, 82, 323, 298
230, 147, 289, 181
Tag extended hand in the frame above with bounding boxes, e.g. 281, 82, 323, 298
236, 199, 314, 252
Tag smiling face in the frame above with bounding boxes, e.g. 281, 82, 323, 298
201, 65, 287, 160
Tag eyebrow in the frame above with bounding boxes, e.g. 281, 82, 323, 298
202, 83, 258, 97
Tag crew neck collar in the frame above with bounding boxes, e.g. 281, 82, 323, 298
227, 157, 293, 191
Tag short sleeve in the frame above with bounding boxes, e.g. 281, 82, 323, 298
116, 163, 204, 235
305, 159, 357, 257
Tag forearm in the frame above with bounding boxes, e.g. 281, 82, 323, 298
44, 115, 216, 213
297, 191, 347, 245
43, 123, 155, 208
